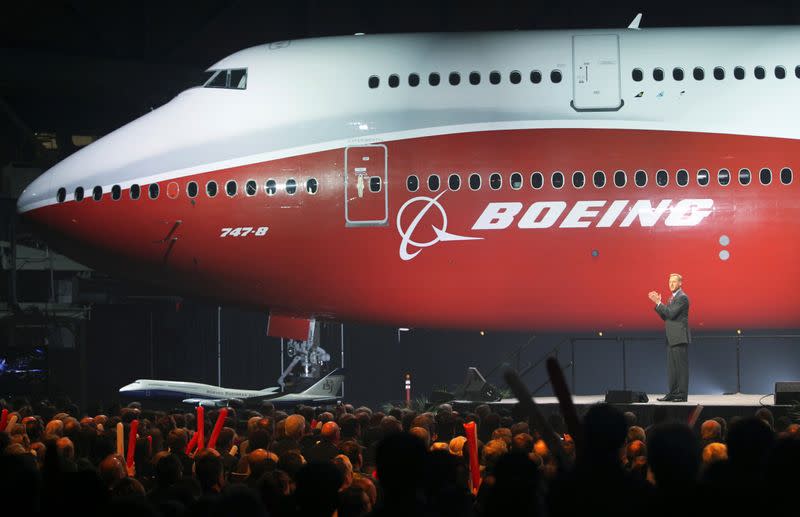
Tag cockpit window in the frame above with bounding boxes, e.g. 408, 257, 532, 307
207, 70, 228, 88
204, 68, 247, 90
230, 69, 247, 89
200, 70, 216, 86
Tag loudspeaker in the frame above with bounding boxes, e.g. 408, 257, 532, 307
605, 390, 649, 404
774, 382, 800, 405
457, 367, 502, 402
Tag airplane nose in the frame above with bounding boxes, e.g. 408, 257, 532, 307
17, 172, 52, 221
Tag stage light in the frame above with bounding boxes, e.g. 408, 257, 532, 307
737, 329, 742, 335
598, 331, 603, 337
398, 327, 410, 332
480, 331, 485, 336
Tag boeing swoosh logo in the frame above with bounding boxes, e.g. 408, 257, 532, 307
396, 191, 482, 261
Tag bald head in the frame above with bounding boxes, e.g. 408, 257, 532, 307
321, 422, 340, 443
99, 454, 127, 488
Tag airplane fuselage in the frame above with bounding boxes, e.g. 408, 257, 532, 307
18, 26, 800, 331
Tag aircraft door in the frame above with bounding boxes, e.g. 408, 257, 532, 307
344, 145, 388, 226
571, 34, 623, 111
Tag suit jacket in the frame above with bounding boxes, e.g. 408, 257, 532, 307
655, 289, 691, 346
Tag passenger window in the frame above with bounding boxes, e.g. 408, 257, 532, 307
448, 174, 461, 191
713, 67, 725, 80
429, 73, 441, 86
111, 185, 121, 200
673, 68, 684, 81
550, 70, 563, 83
530, 172, 544, 190
718, 168, 730, 186
75, 186, 84, 202
775, 66, 786, 79
130, 184, 140, 200
226, 180, 237, 197
408, 73, 420, 87
693, 67, 705, 80
759, 168, 772, 185
368, 76, 379, 89
676, 169, 689, 187
245, 180, 257, 196
653, 68, 664, 81
755, 66, 765, 79
469, 72, 480, 85
734, 66, 745, 80
489, 71, 501, 85
187, 181, 198, 198
634, 170, 647, 188
632, 68, 643, 81
510, 70, 521, 84
407, 175, 419, 192
57, 187, 66, 203
510, 172, 523, 190
781, 167, 793, 185
230, 69, 247, 89
388, 74, 399, 88
489, 173, 502, 190
739, 168, 751, 185
306, 178, 318, 195
656, 169, 669, 187
265, 179, 277, 195
572, 171, 585, 189
552, 171, 564, 189
530, 70, 542, 84
614, 170, 626, 188
206, 181, 218, 197
286, 178, 297, 195
469, 173, 481, 190
697, 169, 710, 186
149, 183, 160, 199
92, 186, 103, 201
369, 177, 381, 192
449, 72, 460, 86
428, 174, 440, 191
593, 170, 606, 188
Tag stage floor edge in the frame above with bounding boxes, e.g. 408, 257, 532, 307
450, 393, 789, 425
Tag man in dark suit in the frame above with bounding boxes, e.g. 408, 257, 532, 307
649, 273, 690, 402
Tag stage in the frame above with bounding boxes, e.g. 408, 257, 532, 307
452, 393, 794, 427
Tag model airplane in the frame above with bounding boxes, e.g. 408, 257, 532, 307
17, 18, 800, 335
120, 368, 344, 408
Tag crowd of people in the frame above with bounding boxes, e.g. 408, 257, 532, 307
1, 393, 799, 516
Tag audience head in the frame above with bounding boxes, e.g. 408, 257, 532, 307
702, 442, 728, 466
409, 426, 431, 449
284, 414, 306, 440
700, 419, 723, 443
647, 423, 700, 490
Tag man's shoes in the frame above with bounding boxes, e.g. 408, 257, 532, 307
656, 395, 674, 401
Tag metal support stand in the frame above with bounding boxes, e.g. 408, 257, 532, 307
571, 339, 576, 393
340, 323, 345, 399
735, 333, 742, 394
217, 305, 222, 386
621, 337, 627, 390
